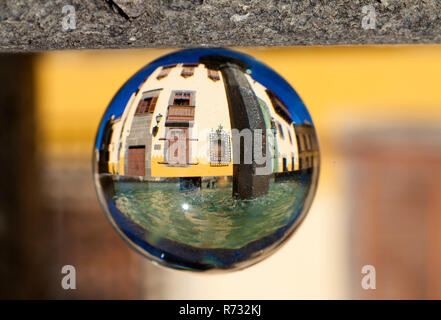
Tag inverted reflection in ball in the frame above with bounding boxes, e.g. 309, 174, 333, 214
94, 48, 319, 272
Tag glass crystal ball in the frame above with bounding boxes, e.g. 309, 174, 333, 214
94, 48, 319, 272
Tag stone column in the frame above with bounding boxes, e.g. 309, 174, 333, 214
201, 55, 270, 199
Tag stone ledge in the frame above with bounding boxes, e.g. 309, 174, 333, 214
0, 0, 440, 52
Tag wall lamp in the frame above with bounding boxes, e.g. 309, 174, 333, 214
152, 113, 163, 137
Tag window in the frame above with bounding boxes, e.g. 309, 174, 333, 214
209, 129, 231, 166
156, 65, 175, 80
266, 89, 292, 124
296, 134, 303, 152
166, 91, 196, 126
135, 96, 158, 115
308, 134, 315, 150
277, 122, 284, 139
181, 64, 197, 78
207, 69, 220, 81
287, 129, 293, 144
304, 134, 311, 150
171, 91, 194, 106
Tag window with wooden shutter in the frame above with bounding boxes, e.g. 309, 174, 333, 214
171, 91, 194, 106
165, 91, 196, 126
209, 129, 231, 166
207, 69, 220, 81
135, 96, 158, 115
156, 65, 175, 80
181, 63, 197, 78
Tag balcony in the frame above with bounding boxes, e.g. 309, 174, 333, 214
165, 105, 195, 126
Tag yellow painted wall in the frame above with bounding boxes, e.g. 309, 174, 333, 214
35, 45, 441, 299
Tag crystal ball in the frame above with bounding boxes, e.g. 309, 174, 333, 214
94, 48, 319, 272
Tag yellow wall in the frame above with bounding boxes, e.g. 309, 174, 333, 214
35, 45, 441, 299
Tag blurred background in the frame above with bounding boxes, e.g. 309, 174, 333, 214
1, 45, 441, 299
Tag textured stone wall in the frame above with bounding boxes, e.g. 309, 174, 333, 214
0, 0, 440, 52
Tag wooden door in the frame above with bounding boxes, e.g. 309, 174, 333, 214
127, 146, 145, 176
